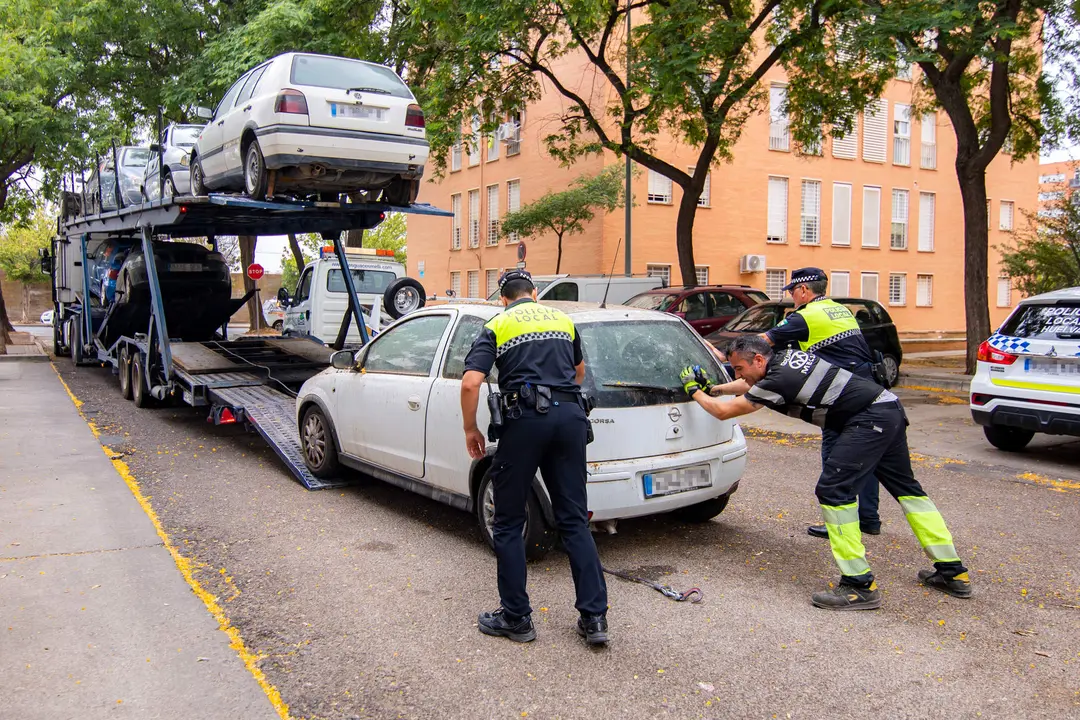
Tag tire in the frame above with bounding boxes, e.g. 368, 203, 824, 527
383, 277, 426, 319
118, 346, 133, 401
70, 316, 85, 365
983, 425, 1035, 452
272, 320, 283, 332
674, 493, 730, 523
476, 468, 556, 562
131, 352, 154, 408
190, 156, 206, 196
300, 405, 340, 478
382, 177, 419, 207
243, 140, 268, 200
882, 354, 900, 387
162, 172, 177, 199
52, 314, 68, 357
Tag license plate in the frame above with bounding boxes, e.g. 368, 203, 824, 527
330, 103, 386, 121
643, 465, 711, 498
169, 263, 202, 272
1024, 357, 1080, 376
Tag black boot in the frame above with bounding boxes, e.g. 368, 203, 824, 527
918, 569, 973, 599
575, 614, 609, 646
478, 609, 536, 642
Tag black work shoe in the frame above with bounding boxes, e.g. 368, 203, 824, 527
575, 614, 609, 646
808, 523, 881, 538
811, 582, 882, 611
478, 609, 536, 642
918, 569, 973, 599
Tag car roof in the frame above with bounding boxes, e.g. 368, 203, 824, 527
269, 51, 400, 73
1018, 286, 1080, 305
418, 300, 687, 324
749, 297, 879, 308
634, 284, 757, 294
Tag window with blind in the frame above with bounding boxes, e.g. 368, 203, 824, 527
832, 183, 852, 246
468, 189, 480, 247
916, 274, 933, 306
891, 189, 909, 249
505, 110, 523, 156
769, 85, 790, 151
832, 121, 858, 159
647, 170, 673, 204
997, 275, 1012, 307
831, 271, 850, 297
767, 176, 788, 243
450, 271, 461, 296
921, 113, 937, 169
888, 273, 906, 305
486, 269, 499, 297
861, 272, 879, 302
893, 103, 911, 166
486, 184, 499, 245
467, 270, 479, 298
1000, 201, 1015, 231
766, 269, 787, 299
646, 264, 671, 285
862, 99, 888, 162
801, 180, 821, 245
695, 266, 709, 285
862, 186, 881, 248
506, 180, 521, 242
918, 192, 935, 251
450, 138, 462, 172
450, 194, 462, 249
468, 116, 481, 166
689, 166, 711, 207
486, 113, 499, 162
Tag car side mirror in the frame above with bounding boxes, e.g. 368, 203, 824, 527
277, 286, 291, 306
149, 143, 163, 153
330, 350, 356, 370
194, 106, 213, 120
446, 289, 456, 298
38, 248, 53, 275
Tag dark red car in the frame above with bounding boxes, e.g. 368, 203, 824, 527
623, 285, 770, 336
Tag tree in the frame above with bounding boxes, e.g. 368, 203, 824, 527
0, 207, 53, 325
412, 0, 893, 286
281, 234, 323, 291
364, 212, 408, 265
501, 165, 627, 272
860, 0, 1080, 372
998, 194, 1080, 297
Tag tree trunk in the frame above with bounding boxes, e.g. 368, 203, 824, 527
344, 228, 364, 248
555, 232, 564, 273
238, 235, 260, 331
287, 233, 306, 272
0, 282, 9, 353
957, 166, 992, 374
675, 189, 701, 287
21, 283, 31, 323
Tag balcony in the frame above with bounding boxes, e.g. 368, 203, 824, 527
920, 142, 937, 170
769, 121, 790, 151
893, 137, 910, 166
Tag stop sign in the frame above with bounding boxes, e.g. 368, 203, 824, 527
246, 263, 265, 281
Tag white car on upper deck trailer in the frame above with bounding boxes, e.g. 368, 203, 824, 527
190, 52, 428, 204
295, 302, 748, 558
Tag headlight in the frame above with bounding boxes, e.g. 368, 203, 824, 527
180, 155, 190, 167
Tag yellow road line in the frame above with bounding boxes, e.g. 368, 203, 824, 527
51, 363, 292, 720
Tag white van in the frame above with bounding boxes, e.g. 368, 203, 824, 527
485, 274, 664, 305
280, 246, 425, 344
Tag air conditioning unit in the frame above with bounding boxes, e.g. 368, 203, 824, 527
498, 122, 521, 143
739, 254, 766, 273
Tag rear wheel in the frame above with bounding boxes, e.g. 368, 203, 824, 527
382, 177, 420, 207
190, 157, 206, 196
118, 346, 133, 400
476, 468, 556, 561
52, 314, 68, 357
983, 425, 1035, 452
272, 320, 283, 332
70, 316, 85, 365
674, 494, 730, 523
131, 352, 154, 408
162, 172, 177, 199
882, 354, 900, 387
300, 406, 340, 478
243, 140, 268, 200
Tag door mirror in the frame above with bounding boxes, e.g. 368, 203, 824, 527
330, 350, 356, 370
277, 286, 291, 306
38, 248, 53, 275
149, 143, 163, 153
446, 289, 456, 298
194, 106, 213, 120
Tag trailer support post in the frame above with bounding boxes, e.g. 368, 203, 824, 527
79, 234, 93, 358
325, 231, 370, 349
140, 226, 174, 385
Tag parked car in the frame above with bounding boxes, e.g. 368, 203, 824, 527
190, 52, 428, 204
40, 309, 54, 325
486, 275, 665, 305
296, 302, 748, 558
84, 146, 151, 213
970, 287, 1080, 451
142, 124, 205, 200
88, 238, 135, 304
263, 298, 285, 331
705, 298, 904, 385
624, 285, 770, 336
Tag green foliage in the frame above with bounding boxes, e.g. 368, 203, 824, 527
0, 206, 54, 283
364, 212, 408, 265
281, 234, 323, 292
999, 195, 1080, 297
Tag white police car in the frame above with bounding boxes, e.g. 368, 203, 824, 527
970, 287, 1080, 451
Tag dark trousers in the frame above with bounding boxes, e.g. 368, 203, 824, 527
489, 402, 608, 619
821, 427, 880, 528
816, 403, 967, 587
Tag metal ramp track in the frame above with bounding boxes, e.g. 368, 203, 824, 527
209, 385, 349, 491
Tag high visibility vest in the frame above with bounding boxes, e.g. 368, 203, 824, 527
796, 298, 862, 354
485, 301, 577, 358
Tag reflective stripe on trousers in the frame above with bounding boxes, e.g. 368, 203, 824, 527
898, 495, 961, 563
820, 501, 872, 578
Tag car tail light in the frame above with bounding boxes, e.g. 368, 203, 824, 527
405, 104, 425, 128
275, 89, 308, 114
108, 269, 119, 280
977, 340, 1018, 365
971, 393, 993, 406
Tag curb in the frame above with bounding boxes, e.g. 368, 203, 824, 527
0, 353, 50, 363
897, 373, 971, 393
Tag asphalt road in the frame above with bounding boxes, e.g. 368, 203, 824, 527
56, 359, 1080, 720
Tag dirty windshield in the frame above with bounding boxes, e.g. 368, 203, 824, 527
578, 320, 724, 408
999, 302, 1080, 339
624, 293, 679, 311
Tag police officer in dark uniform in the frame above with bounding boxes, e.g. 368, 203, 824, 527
679, 335, 972, 609
460, 269, 609, 645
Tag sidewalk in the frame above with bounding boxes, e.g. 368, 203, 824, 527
0, 362, 280, 720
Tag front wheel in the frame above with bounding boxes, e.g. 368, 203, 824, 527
118, 346, 133, 400
52, 315, 68, 357
244, 141, 268, 199
131, 352, 155, 408
983, 425, 1035, 452
190, 157, 207, 196
476, 468, 556, 561
300, 406, 341, 478
272, 320, 283, 332
162, 172, 177, 199
70, 316, 85, 365
674, 494, 730, 523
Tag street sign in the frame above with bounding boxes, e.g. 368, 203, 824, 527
516, 261, 527, 269
517, 241, 527, 262
246, 263, 265, 281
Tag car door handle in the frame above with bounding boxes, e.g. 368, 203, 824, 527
243, 105, 252, 112
408, 397, 421, 411
217, 120, 225, 126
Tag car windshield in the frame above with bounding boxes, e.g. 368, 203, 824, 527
999, 302, 1080, 339
485, 279, 552, 302
291, 55, 413, 99
327, 268, 397, 295
578, 319, 725, 409
724, 305, 782, 332
745, 290, 770, 304
624, 293, 680, 311
171, 126, 202, 147
123, 148, 150, 167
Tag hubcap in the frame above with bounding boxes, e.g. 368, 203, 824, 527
394, 286, 421, 314
303, 413, 326, 467
245, 149, 261, 195
884, 356, 899, 384
163, 176, 173, 199
482, 479, 528, 540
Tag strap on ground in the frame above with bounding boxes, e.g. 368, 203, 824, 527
602, 565, 703, 603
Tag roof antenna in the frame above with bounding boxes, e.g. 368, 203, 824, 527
599, 237, 623, 309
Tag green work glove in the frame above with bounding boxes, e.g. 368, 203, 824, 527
693, 365, 715, 394
680, 366, 703, 397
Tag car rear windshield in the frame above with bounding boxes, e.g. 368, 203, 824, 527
291, 55, 413, 99
724, 305, 781, 332
577, 319, 725, 408
486, 279, 552, 302
122, 148, 150, 167
327, 268, 397, 295
745, 290, 770, 304
172, 126, 202, 147
624, 293, 680, 311
999, 302, 1080, 339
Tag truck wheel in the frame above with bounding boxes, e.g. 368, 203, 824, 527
243, 141, 269, 200
118, 346, 134, 400
53, 315, 69, 357
190, 156, 206, 196
383, 277, 426, 319
131, 352, 155, 408
300, 406, 340, 478
983, 425, 1035, 452
674, 494, 730, 523
476, 469, 556, 562
70, 317, 85, 365
381, 177, 419, 207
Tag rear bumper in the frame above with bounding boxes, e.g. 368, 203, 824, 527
255, 124, 428, 178
970, 370, 1080, 436
584, 424, 747, 521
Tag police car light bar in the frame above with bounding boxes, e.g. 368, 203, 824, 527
319, 246, 396, 259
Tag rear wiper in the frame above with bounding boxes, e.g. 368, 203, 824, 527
346, 86, 391, 95
602, 382, 672, 391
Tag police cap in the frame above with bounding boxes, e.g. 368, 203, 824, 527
499, 268, 534, 289
782, 267, 827, 292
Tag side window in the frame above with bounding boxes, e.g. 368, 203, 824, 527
845, 302, 874, 327
870, 302, 891, 325
362, 315, 452, 376
546, 282, 579, 302
708, 292, 744, 317
443, 315, 489, 380
236, 65, 269, 105
215, 74, 249, 119
678, 292, 708, 321
295, 267, 313, 302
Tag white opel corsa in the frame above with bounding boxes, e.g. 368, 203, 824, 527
191, 52, 428, 204
296, 302, 748, 558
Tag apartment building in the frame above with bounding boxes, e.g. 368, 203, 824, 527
1037, 159, 1080, 209
408, 62, 1037, 333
